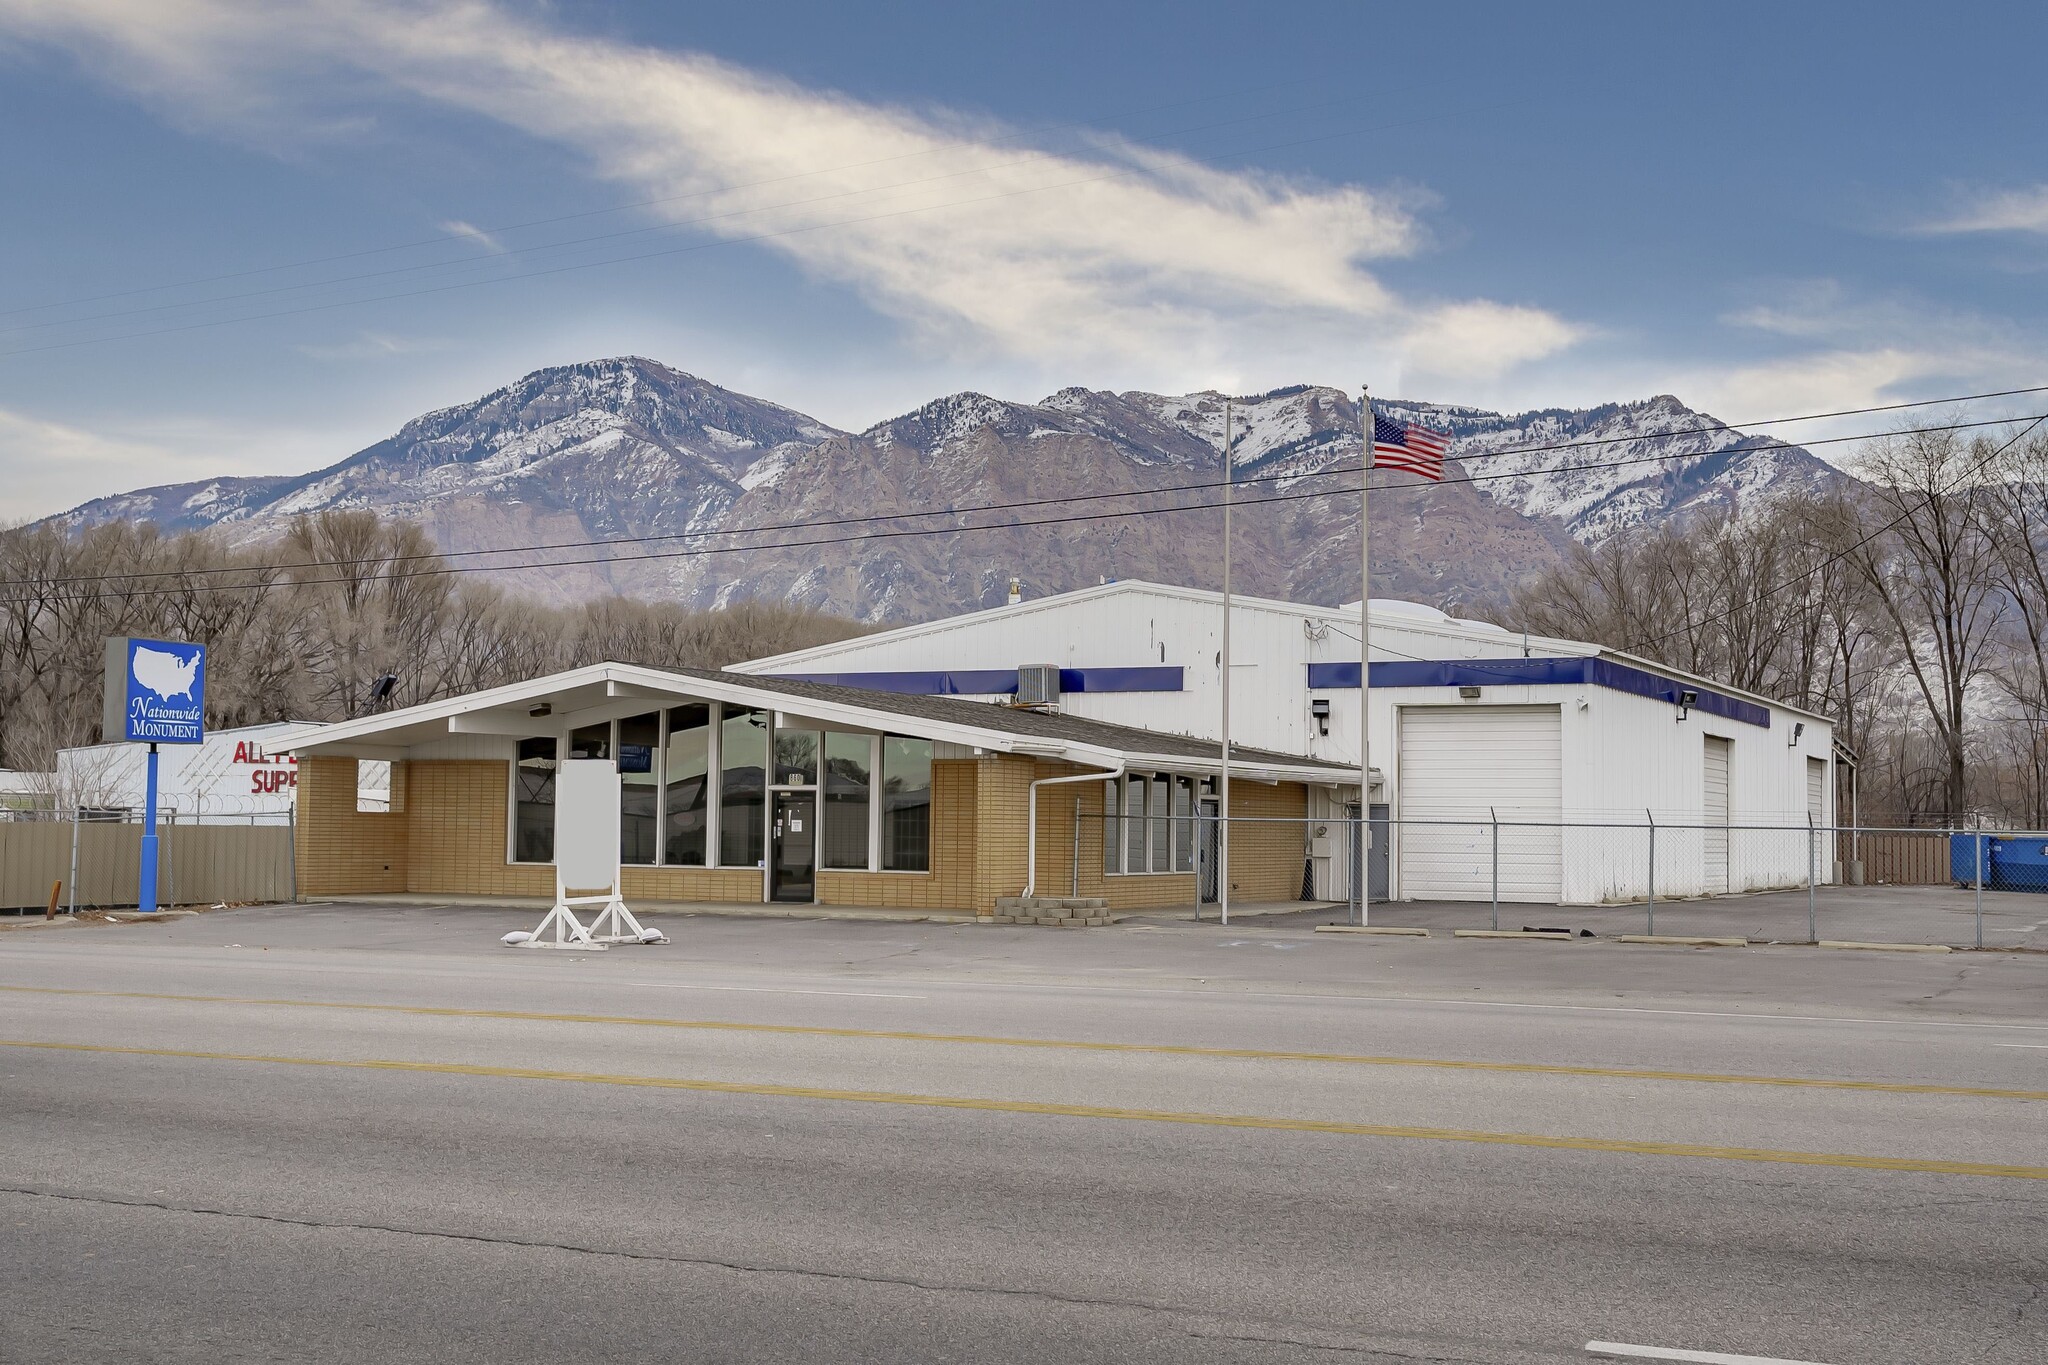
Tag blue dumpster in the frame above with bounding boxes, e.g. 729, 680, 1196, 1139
1950, 833, 1986, 887
1989, 836, 2048, 893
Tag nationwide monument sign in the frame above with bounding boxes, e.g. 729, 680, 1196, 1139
100, 636, 208, 914
103, 637, 207, 745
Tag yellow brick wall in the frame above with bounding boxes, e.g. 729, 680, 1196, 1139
296, 752, 1314, 910
1225, 781, 1310, 900
295, 756, 408, 896
817, 757, 977, 911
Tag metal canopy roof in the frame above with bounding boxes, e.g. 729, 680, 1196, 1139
280, 661, 1363, 786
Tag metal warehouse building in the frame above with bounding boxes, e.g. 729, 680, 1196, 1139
281, 663, 1355, 915
736, 581, 1838, 906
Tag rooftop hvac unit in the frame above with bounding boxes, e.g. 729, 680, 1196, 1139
1016, 664, 1062, 708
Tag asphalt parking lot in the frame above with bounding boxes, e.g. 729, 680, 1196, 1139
3, 902, 2044, 1364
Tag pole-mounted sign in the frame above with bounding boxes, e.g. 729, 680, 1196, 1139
102, 637, 207, 913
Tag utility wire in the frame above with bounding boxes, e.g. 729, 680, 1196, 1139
0, 75, 1354, 322
18, 408, 2033, 591
18, 412, 2043, 606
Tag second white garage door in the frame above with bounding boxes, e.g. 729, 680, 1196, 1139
1398, 705, 1563, 902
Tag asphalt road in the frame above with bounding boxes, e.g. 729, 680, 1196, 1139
3, 905, 2045, 1364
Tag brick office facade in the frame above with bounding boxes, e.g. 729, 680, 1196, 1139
287, 664, 1350, 916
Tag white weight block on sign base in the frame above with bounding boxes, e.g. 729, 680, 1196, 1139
506, 758, 667, 949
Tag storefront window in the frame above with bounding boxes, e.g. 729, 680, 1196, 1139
1124, 775, 1146, 873
1103, 780, 1119, 875
1150, 776, 1171, 872
569, 722, 610, 761
822, 732, 871, 870
880, 736, 931, 872
618, 712, 659, 866
514, 737, 557, 862
720, 705, 768, 867
663, 704, 710, 866
774, 728, 820, 788
1172, 778, 1194, 872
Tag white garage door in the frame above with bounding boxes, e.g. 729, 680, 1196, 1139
1398, 706, 1562, 902
1703, 735, 1731, 894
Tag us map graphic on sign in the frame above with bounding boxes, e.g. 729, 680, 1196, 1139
124, 639, 207, 743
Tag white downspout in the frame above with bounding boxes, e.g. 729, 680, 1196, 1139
1023, 763, 1123, 898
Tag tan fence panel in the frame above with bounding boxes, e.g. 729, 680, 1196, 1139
0, 820, 294, 910
1843, 831, 1955, 887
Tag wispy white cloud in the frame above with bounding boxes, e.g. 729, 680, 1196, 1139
1916, 185, 2048, 236
292, 330, 453, 360
0, 406, 305, 521
0, 0, 1582, 389
437, 219, 506, 253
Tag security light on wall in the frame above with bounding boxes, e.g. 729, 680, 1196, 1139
1675, 689, 1699, 721
1789, 720, 1805, 747
1310, 697, 1331, 735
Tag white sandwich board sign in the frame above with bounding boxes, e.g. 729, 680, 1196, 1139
505, 759, 666, 950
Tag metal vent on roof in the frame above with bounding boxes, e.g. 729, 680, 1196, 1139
1016, 664, 1062, 708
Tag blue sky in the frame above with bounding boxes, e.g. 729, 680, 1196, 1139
2, 0, 2045, 520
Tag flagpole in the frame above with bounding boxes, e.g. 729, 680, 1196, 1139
1219, 398, 1233, 929
1357, 385, 1373, 928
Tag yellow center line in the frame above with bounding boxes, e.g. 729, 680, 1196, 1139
2, 982, 2042, 1103
6, 1036, 2045, 1181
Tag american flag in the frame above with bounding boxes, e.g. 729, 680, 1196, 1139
1371, 413, 1450, 481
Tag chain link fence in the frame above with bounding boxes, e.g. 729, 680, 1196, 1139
0, 801, 296, 913
1172, 812, 2048, 950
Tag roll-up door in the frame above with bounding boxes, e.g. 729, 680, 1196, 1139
1703, 735, 1732, 893
1397, 705, 1562, 902
1806, 756, 1826, 825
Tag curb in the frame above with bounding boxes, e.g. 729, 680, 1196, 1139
1618, 934, 1750, 948
1313, 925, 1430, 937
1453, 929, 1574, 941
1818, 939, 1953, 954
103, 910, 202, 922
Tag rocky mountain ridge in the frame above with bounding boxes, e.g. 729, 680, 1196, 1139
45, 357, 1851, 621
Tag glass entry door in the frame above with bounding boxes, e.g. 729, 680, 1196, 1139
770, 791, 817, 903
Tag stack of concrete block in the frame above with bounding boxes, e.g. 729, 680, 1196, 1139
987, 896, 1114, 927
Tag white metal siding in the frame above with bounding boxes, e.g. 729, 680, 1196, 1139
1703, 736, 1731, 893
1398, 706, 1561, 902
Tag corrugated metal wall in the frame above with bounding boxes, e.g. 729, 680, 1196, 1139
0, 820, 294, 910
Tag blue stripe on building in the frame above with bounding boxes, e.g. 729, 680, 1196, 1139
771, 666, 1185, 696
1304, 657, 1771, 728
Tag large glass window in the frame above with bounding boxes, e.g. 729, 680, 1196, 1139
720, 705, 768, 867
1125, 775, 1146, 873
822, 732, 872, 870
514, 737, 557, 862
775, 728, 820, 788
1150, 776, 1171, 872
618, 712, 659, 866
880, 736, 931, 872
663, 704, 710, 867
1172, 778, 1194, 872
569, 723, 610, 761
1103, 780, 1119, 875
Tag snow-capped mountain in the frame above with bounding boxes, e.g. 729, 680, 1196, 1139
43, 360, 1850, 620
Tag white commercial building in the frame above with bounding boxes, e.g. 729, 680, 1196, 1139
737, 581, 1837, 906
56, 721, 305, 822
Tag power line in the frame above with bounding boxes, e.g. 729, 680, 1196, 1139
18, 411, 2043, 606
0, 75, 1352, 322
1623, 413, 2048, 652
17, 410, 2039, 592
0, 98, 1534, 361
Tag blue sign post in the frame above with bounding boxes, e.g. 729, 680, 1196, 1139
102, 637, 207, 913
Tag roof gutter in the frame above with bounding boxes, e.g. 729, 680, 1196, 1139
1021, 761, 1122, 899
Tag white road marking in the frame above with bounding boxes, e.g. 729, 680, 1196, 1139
1585, 1341, 1835, 1364
1994, 1043, 2048, 1049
